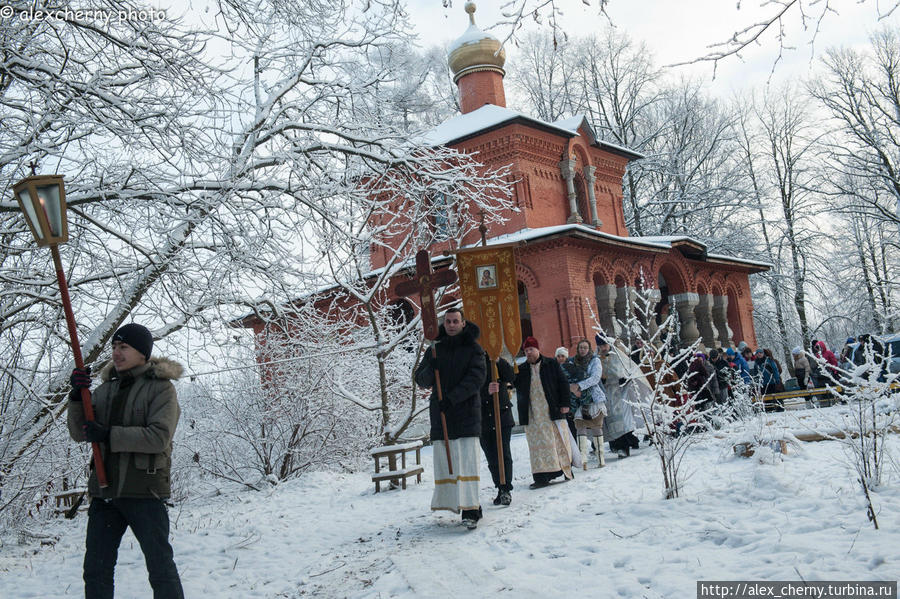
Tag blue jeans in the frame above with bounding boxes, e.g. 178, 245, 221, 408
84, 498, 184, 599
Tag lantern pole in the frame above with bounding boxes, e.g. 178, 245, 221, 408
13, 167, 108, 488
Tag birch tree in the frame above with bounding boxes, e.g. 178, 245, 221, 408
810, 30, 900, 234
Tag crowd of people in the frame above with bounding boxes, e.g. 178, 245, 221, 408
413, 309, 895, 531
414, 312, 649, 529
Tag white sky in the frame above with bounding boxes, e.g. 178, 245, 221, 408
406, 0, 900, 97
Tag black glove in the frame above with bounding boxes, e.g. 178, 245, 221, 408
618, 378, 627, 385
83, 420, 110, 443
438, 397, 451, 412
69, 367, 92, 401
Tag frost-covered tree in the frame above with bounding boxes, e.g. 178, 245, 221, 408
619, 285, 702, 499
805, 341, 899, 529
0, 0, 511, 523
183, 307, 379, 488
810, 28, 900, 235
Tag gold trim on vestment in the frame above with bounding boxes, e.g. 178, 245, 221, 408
431, 505, 481, 512
434, 475, 481, 484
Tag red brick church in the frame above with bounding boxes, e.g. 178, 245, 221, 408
372, 2, 768, 352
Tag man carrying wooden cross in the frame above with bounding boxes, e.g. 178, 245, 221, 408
415, 307, 487, 529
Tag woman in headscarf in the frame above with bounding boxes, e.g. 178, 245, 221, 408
562, 339, 607, 468
791, 346, 810, 389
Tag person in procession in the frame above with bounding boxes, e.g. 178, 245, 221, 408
67, 323, 184, 599
687, 352, 720, 417
555, 346, 578, 439
563, 338, 607, 469
414, 308, 487, 529
481, 354, 516, 506
598, 335, 641, 458
514, 336, 574, 488
708, 348, 731, 403
791, 346, 810, 389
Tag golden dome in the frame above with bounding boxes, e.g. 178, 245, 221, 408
448, 2, 506, 83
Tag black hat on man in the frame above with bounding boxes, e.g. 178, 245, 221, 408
113, 323, 153, 360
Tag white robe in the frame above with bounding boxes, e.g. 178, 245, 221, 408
524, 361, 573, 478
431, 437, 481, 513
601, 343, 652, 441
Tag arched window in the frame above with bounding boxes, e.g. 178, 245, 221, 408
573, 174, 590, 222
430, 192, 451, 240
518, 280, 533, 346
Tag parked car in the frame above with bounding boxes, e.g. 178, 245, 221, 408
842, 333, 900, 377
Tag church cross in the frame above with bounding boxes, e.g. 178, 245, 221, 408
395, 249, 458, 340
478, 208, 488, 246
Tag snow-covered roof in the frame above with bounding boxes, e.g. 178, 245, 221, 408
421, 105, 644, 160
706, 252, 773, 269
636, 235, 697, 244
475, 223, 670, 251
422, 104, 575, 146
234, 225, 768, 326
551, 115, 584, 133
476, 225, 770, 270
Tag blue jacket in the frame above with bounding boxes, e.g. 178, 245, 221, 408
733, 353, 752, 384
759, 357, 781, 387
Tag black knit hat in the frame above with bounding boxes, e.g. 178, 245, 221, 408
112, 323, 153, 360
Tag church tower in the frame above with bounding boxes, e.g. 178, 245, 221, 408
448, 2, 507, 113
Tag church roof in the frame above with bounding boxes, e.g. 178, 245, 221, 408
478, 224, 771, 271
422, 104, 644, 160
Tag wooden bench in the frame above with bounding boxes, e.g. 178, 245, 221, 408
370, 440, 424, 493
53, 489, 87, 515
761, 381, 899, 411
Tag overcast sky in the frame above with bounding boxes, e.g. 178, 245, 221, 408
406, 0, 900, 97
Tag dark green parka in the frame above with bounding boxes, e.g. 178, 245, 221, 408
68, 357, 182, 499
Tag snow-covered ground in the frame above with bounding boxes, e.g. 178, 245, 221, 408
2, 408, 898, 598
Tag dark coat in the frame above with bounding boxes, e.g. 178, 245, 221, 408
480, 356, 516, 433
68, 357, 182, 499
415, 321, 486, 440
514, 355, 569, 425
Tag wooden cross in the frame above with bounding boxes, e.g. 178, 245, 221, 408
395, 248, 458, 473
477, 208, 488, 246
395, 249, 457, 340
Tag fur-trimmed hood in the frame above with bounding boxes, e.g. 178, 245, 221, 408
100, 356, 184, 382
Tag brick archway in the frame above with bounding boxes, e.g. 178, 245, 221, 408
725, 282, 745, 345
653, 256, 692, 295
586, 254, 615, 284
516, 262, 540, 289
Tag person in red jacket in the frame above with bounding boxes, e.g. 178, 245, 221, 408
811, 340, 839, 386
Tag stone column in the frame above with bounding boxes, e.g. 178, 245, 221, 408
615, 286, 635, 340
582, 165, 602, 227
669, 292, 701, 347
594, 284, 620, 338
694, 294, 720, 350
712, 295, 734, 348
559, 157, 582, 223
645, 288, 661, 341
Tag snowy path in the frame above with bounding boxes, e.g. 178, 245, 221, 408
2, 415, 899, 598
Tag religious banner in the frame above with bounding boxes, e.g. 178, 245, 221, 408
455, 243, 522, 362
